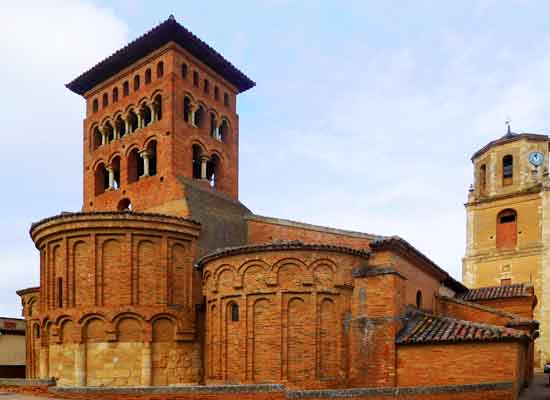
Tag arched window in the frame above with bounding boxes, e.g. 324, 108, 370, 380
103, 122, 114, 143
102, 93, 108, 108
181, 63, 188, 79
219, 119, 229, 142
479, 164, 487, 193
94, 163, 109, 195
145, 68, 152, 84
207, 154, 220, 187
194, 106, 205, 128
231, 303, 239, 321
123, 81, 129, 97
416, 290, 422, 308
92, 99, 99, 113
192, 145, 203, 179
153, 95, 162, 121
127, 149, 143, 184
146, 141, 157, 176
117, 198, 132, 211
127, 110, 139, 133
204, 79, 209, 94
223, 92, 229, 106
183, 97, 192, 123
112, 87, 119, 103
111, 156, 121, 190
193, 71, 199, 87
214, 86, 219, 100
115, 115, 126, 138
210, 113, 217, 138
92, 127, 102, 150
503, 155, 513, 186
141, 104, 152, 127
496, 209, 517, 249
157, 61, 164, 78
133, 75, 140, 91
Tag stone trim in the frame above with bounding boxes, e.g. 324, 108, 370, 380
287, 381, 513, 398
195, 240, 371, 269
0, 378, 55, 386
246, 214, 383, 240
51, 384, 284, 394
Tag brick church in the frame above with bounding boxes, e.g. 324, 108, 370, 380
13, 15, 541, 399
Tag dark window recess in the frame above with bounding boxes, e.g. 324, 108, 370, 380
181, 63, 188, 78
500, 214, 516, 224
57, 278, 63, 308
193, 71, 199, 87
503, 155, 513, 178
231, 304, 239, 321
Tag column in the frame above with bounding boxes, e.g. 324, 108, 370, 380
100, 129, 107, 146
39, 346, 49, 379
152, 106, 158, 122
213, 124, 220, 140
113, 125, 119, 140
190, 106, 196, 127
141, 342, 152, 386
107, 166, 115, 190
200, 156, 209, 180
125, 118, 130, 134
75, 343, 86, 386
140, 150, 151, 177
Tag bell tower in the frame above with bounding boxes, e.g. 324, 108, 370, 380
462, 125, 549, 367
67, 15, 255, 215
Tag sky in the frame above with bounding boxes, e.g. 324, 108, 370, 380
2, 0, 550, 317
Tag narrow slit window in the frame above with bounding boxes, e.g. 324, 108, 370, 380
231, 303, 239, 321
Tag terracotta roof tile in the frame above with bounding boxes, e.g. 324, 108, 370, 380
67, 15, 255, 95
194, 240, 370, 268
458, 283, 532, 302
397, 309, 530, 345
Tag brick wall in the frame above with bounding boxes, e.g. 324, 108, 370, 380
397, 342, 525, 392
246, 216, 376, 250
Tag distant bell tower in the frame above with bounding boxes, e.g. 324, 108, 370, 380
462, 125, 549, 367
67, 15, 255, 214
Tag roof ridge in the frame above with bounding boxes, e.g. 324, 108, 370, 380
194, 240, 371, 268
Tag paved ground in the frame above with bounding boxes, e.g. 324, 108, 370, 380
0, 395, 55, 400
519, 374, 550, 399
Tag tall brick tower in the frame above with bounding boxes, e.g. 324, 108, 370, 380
463, 126, 548, 368
68, 15, 254, 214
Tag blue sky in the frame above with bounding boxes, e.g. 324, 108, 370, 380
2, 1, 550, 317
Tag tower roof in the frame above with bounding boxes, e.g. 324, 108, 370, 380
66, 15, 255, 96
471, 132, 548, 161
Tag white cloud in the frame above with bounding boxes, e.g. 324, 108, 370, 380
0, 1, 128, 317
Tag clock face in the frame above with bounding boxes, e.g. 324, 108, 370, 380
529, 151, 544, 167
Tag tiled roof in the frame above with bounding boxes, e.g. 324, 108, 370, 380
370, 236, 467, 293
194, 240, 370, 268
458, 283, 532, 302
66, 15, 255, 95
396, 309, 530, 345
471, 132, 548, 161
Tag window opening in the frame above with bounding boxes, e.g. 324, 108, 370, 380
231, 303, 239, 321
133, 75, 140, 91
157, 61, 164, 78
145, 68, 152, 84
123, 81, 129, 96
112, 87, 119, 103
